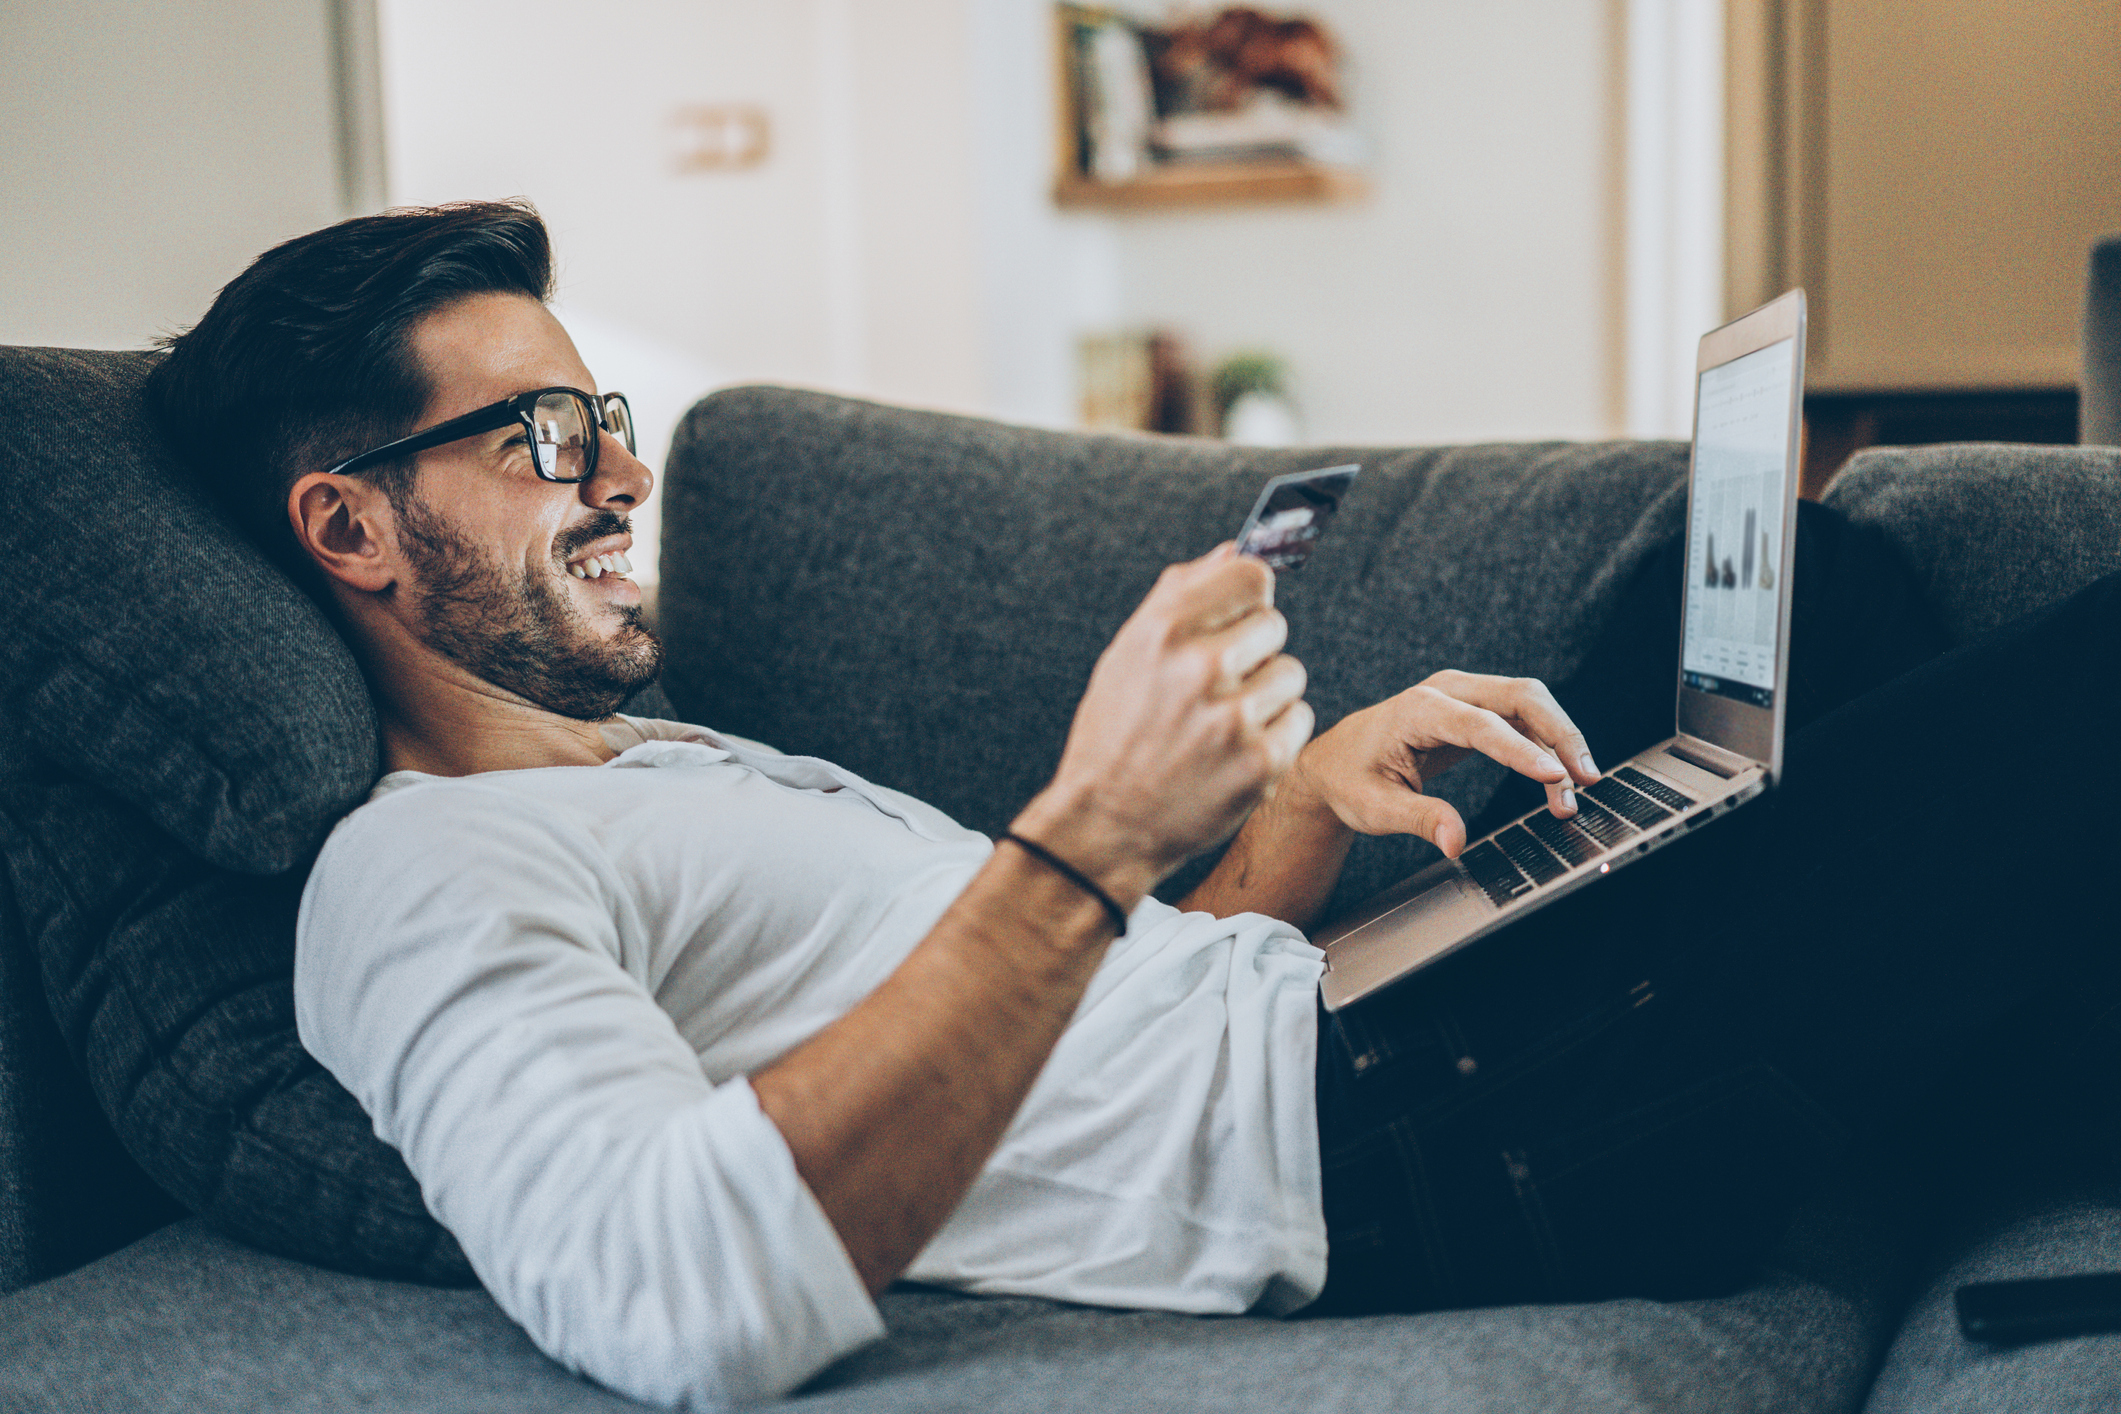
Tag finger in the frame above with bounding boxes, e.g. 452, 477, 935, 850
1197, 607, 1290, 695
1390, 790, 1470, 857
1258, 697, 1315, 776
1429, 672, 1598, 785
1234, 653, 1307, 729
1502, 678, 1599, 786
1417, 691, 1570, 794
1158, 550, 1275, 636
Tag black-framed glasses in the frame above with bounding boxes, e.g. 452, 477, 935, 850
323, 387, 636, 484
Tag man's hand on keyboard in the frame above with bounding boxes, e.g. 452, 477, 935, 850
1285, 671, 1600, 859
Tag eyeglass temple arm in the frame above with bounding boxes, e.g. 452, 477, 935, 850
322, 400, 527, 478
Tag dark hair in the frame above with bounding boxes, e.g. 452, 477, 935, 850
146, 199, 555, 576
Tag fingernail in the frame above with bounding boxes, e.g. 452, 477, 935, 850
1579, 753, 1598, 778
1561, 789, 1577, 812
1536, 754, 1562, 776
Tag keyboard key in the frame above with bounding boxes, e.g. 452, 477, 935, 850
1617, 765, 1696, 810
1572, 794, 1640, 848
1525, 810, 1603, 867
1584, 776, 1671, 828
1460, 839, 1532, 906
1497, 823, 1567, 886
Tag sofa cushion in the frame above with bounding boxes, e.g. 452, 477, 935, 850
0, 777, 472, 1288
1823, 443, 2121, 645
0, 346, 379, 875
0, 1182, 1902, 1414
0, 856, 183, 1294
0, 676, 674, 1292
658, 387, 1691, 913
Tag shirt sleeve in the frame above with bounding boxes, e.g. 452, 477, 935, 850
294, 784, 884, 1409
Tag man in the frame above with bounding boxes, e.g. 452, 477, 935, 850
150, 203, 2119, 1408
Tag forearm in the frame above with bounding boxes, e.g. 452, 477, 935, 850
1180, 775, 1352, 931
751, 823, 1134, 1294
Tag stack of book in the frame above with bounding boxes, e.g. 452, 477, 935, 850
1056, 4, 1367, 209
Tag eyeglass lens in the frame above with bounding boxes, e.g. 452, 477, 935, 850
530, 392, 594, 481
527, 392, 635, 481
604, 394, 636, 454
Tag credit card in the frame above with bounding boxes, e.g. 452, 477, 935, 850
1236, 464, 1360, 573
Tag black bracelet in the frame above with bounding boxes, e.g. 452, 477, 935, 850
1000, 831, 1131, 936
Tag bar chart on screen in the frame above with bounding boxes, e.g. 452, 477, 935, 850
1681, 337, 1794, 705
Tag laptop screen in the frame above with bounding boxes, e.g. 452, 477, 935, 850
1679, 336, 1797, 711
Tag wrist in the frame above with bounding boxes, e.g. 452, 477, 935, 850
1280, 746, 1351, 834
1008, 784, 1161, 910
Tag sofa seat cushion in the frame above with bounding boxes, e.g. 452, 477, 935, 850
0, 1188, 1901, 1414
1861, 1174, 2121, 1414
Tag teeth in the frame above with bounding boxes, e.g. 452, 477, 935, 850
567, 549, 634, 581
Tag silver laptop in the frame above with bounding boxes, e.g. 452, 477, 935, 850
1317, 289, 1808, 1011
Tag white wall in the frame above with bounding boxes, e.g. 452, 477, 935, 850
380, 0, 1638, 467
4, 1, 1656, 451
378, 0, 1034, 580
1092, 0, 1627, 444
0, 0, 352, 349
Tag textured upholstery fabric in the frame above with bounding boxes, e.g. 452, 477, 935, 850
1862, 1174, 2121, 1414
2083, 235, 2121, 447
0, 1187, 1902, 1414
0, 347, 378, 874
0, 777, 470, 1288
659, 387, 1689, 913
1822, 443, 2121, 644
0, 853, 183, 1296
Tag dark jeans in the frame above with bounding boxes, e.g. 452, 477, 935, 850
1311, 503, 2121, 1313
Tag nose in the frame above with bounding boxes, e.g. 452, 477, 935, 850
581, 431, 653, 511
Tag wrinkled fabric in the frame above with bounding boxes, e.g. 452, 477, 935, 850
296, 718, 1325, 1408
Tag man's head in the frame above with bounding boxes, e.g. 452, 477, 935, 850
150, 201, 662, 725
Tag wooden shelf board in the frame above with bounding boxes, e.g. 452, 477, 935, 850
1053, 162, 1367, 211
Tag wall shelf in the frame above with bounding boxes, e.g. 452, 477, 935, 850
1053, 161, 1366, 211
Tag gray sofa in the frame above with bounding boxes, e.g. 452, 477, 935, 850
3, 349, 2120, 1412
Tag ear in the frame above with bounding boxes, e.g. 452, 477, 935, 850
287, 472, 398, 595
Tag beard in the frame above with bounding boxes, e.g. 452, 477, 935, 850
394, 498, 664, 721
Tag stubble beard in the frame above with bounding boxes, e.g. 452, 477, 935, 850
394, 497, 664, 721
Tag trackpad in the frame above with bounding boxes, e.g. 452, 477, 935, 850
1320, 872, 1492, 1010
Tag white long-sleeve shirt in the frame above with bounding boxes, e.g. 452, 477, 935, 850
295, 717, 1327, 1410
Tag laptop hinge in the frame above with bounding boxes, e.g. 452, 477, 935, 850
1666, 735, 1755, 780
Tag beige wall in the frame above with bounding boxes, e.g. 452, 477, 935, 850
1728, 0, 2121, 391
0, 0, 358, 349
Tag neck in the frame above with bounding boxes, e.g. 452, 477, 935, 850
355, 612, 618, 778
378, 682, 615, 777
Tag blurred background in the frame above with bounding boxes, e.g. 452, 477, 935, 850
3, 0, 2117, 587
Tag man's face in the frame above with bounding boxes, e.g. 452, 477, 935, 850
387, 292, 662, 719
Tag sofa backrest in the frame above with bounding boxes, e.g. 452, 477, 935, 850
1823, 442, 2121, 643
659, 389, 2121, 919
657, 387, 1696, 914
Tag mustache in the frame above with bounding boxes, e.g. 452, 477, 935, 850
552, 512, 634, 563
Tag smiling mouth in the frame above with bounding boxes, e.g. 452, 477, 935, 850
566, 550, 635, 580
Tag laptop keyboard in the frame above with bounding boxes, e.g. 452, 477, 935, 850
1458, 769, 1699, 907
